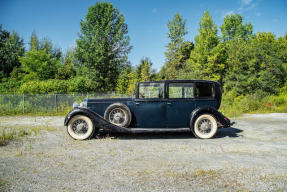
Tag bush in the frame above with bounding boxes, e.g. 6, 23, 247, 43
18, 80, 69, 94
220, 91, 287, 117
0, 80, 21, 93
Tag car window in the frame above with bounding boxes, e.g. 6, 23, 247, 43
195, 83, 214, 98
168, 83, 194, 99
138, 83, 164, 99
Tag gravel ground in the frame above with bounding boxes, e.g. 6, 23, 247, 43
0, 114, 287, 192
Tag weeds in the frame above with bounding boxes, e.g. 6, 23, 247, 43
220, 93, 287, 117
0, 126, 56, 146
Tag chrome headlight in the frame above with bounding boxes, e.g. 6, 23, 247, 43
80, 101, 87, 108
73, 102, 79, 109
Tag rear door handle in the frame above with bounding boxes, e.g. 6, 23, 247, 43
167, 102, 171, 105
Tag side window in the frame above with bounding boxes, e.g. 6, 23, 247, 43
195, 83, 214, 98
168, 83, 194, 99
138, 83, 164, 99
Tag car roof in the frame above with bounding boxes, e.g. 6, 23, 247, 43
139, 79, 220, 85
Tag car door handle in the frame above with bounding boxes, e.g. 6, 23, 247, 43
167, 102, 171, 105
135, 102, 140, 105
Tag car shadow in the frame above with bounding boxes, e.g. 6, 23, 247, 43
214, 127, 243, 139
95, 127, 243, 140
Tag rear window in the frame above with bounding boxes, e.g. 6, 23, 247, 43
138, 83, 164, 99
195, 83, 214, 98
168, 83, 194, 99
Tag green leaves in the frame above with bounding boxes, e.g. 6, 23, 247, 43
220, 14, 253, 41
164, 13, 191, 79
19, 49, 60, 81
76, 2, 131, 92
0, 26, 25, 80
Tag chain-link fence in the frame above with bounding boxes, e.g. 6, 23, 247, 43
0, 93, 130, 115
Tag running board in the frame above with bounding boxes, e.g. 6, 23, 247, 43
100, 128, 191, 133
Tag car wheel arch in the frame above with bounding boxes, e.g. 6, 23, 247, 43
189, 107, 219, 132
64, 108, 98, 127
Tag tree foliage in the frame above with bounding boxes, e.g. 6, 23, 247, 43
76, 2, 131, 92
18, 32, 62, 81
220, 14, 253, 41
0, 25, 25, 80
164, 13, 189, 79
186, 10, 222, 81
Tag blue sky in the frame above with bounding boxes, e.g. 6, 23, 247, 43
1, 0, 286, 71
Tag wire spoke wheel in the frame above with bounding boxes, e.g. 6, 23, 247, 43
67, 115, 94, 140
71, 119, 88, 135
197, 118, 212, 134
194, 114, 218, 139
108, 108, 127, 126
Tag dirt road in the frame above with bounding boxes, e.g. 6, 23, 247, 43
1, 114, 287, 191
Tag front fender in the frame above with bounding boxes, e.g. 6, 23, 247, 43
64, 107, 98, 126
190, 106, 232, 130
64, 107, 134, 133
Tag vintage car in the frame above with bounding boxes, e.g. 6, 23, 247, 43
64, 80, 234, 140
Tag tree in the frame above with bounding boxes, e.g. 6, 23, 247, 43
29, 32, 62, 60
0, 25, 25, 80
30, 31, 40, 51
187, 10, 221, 81
116, 64, 132, 94
76, 2, 131, 92
139, 57, 153, 81
164, 13, 188, 79
19, 49, 60, 81
220, 14, 253, 41
19, 32, 61, 81
223, 32, 285, 95
56, 49, 77, 80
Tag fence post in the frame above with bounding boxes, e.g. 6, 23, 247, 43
22, 94, 25, 114
55, 94, 58, 113
87, 92, 89, 99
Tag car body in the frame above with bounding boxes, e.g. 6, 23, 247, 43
64, 80, 234, 140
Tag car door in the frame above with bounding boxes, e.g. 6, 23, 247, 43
134, 82, 166, 128
166, 82, 196, 128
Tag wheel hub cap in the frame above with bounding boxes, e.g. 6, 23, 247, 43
72, 119, 88, 135
198, 119, 212, 133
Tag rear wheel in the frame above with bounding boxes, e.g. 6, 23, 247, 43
67, 115, 95, 140
193, 114, 218, 139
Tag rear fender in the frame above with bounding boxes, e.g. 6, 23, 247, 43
190, 106, 231, 132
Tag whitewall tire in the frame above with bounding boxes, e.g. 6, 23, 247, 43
67, 115, 94, 140
194, 114, 218, 139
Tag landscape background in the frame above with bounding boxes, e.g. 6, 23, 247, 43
0, 0, 287, 116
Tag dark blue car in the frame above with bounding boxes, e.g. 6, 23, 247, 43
64, 80, 234, 140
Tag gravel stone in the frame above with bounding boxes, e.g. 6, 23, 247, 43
0, 114, 287, 191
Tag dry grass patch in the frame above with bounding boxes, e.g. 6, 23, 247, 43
0, 125, 56, 146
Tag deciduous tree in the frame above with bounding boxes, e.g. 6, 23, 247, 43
76, 2, 131, 92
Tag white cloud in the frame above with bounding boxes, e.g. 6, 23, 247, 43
238, 0, 260, 13
226, 10, 235, 16
241, 0, 252, 5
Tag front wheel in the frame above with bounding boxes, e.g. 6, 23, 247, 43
193, 114, 218, 139
67, 115, 95, 140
